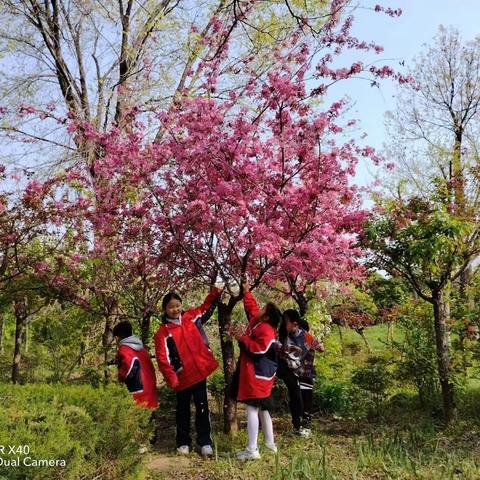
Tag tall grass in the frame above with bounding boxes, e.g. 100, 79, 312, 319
274, 447, 335, 480
354, 426, 480, 479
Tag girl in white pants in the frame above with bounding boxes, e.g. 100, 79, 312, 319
230, 281, 281, 460
241, 403, 276, 459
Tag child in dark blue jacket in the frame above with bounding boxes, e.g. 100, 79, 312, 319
277, 309, 323, 437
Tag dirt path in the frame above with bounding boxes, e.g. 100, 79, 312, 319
145, 453, 193, 479
144, 410, 213, 479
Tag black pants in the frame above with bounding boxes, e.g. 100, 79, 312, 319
277, 363, 312, 429
299, 382, 313, 428
150, 409, 159, 445
176, 379, 212, 448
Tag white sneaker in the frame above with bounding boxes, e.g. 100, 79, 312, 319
265, 443, 278, 453
236, 448, 261, 461
201, 445, 213, 457
299, 427, 311, 438
177, 445, 190, 455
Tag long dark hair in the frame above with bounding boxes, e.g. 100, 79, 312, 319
265, 302, 282, 330
279, 309, 302, 342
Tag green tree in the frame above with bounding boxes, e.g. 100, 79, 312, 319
363, 194, 480, 423
372, 25, 480, 424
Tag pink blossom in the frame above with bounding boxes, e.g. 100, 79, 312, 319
35, 262, 49, 273
18, 103, 37, 117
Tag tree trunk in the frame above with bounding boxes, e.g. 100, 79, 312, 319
387, 322, 394, 344
102, 317, 113, 381
0, 313, 5, 354
459, 264, 470, 301
432, 288, 455, 423
356, 327, 372, 353
141, 313, 152, 346
12, 298, 27, 384
217, 301, 238, 435
452, 127, 465, 212
79, 341, 86, 366
337, 323, 345, 353
25, 318, 29, 354
296, 291, 308, 318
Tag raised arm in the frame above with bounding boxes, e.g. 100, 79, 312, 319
186, 287, 222, 322
199, 296, 220, 325
242, 281, 259, 323
238, 322, 275, 355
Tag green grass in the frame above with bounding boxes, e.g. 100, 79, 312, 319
330, 323, 405, 353
144, 411, 480, 480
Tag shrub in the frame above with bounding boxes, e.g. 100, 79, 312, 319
312, 378, 352, 417
208, 371, 225, 414
350, 356, 393, 417
344, 341, 362, 356
0, 383, 151, 480
156, 384, 176, 413
393, 301, 439, 409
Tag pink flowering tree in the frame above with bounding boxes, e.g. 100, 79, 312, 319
6, 170, 124, 379
29, 133, 188, 376
5, 2, 407, 426
0, 167, 73, 382
269, 237, 365, 318
133, 7, 408, 431
151, 93, 366, 431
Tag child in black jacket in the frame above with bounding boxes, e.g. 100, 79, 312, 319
277, 309, 324, 436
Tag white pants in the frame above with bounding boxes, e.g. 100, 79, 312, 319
246, 405, 275, 451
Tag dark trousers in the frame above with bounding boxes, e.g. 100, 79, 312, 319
299, 385, 313, 428
176, 379, 212, 448
277, 362, 303, 430
150, 409, 159, 445
278, 362, 313, 429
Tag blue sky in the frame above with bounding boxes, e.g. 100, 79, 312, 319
326, 0, 480, 185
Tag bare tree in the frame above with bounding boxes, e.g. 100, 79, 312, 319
385, 26, 480, 211
0, 0, 348, 171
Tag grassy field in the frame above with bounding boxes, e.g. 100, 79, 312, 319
144, 406, 480, 480
329, 323, 404, 352
2, 323, 479, 479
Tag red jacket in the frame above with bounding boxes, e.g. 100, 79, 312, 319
237, 292, 278, 401
116, 336, 158, 409
154, 288, 220, 391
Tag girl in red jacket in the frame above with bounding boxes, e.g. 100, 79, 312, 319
154, 286, 222, 457
113, 320, 158, 409
231, 281, 282, 461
